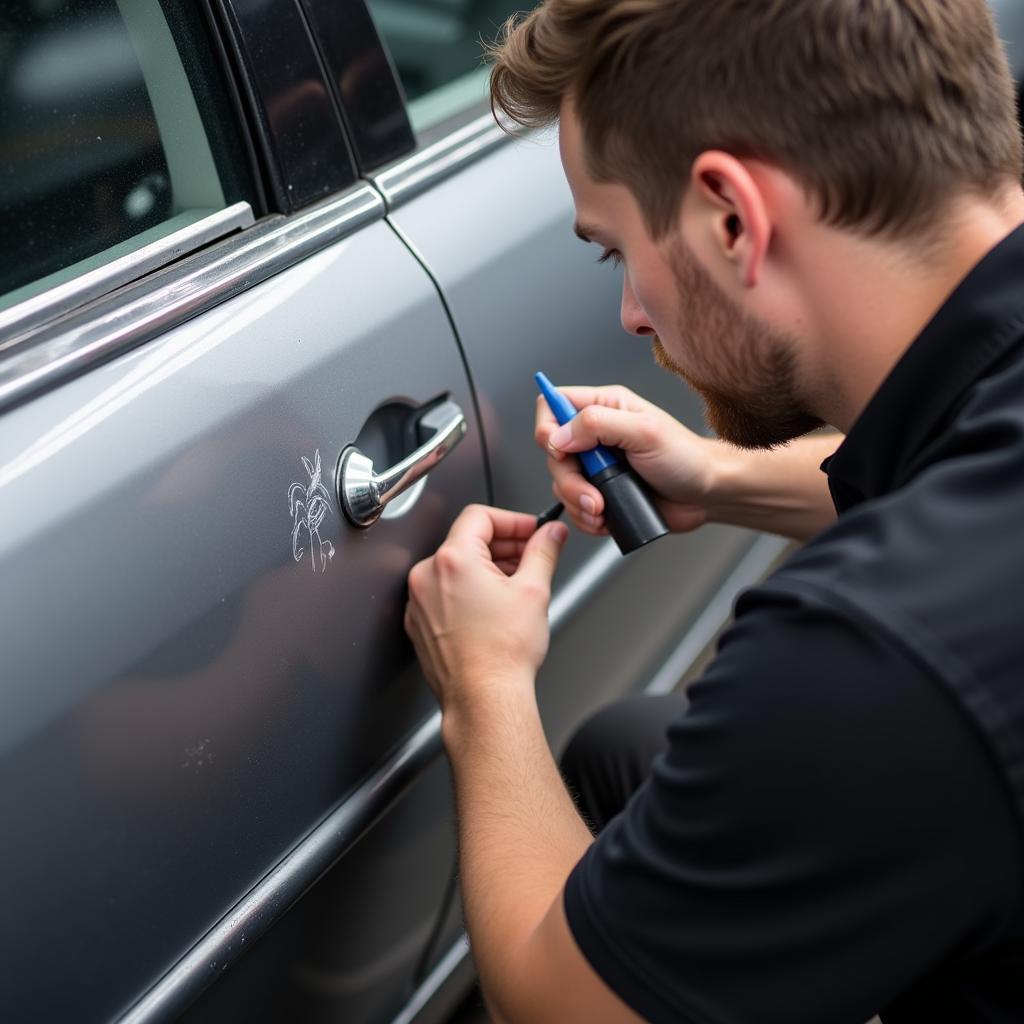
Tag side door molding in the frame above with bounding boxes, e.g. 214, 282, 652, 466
116, 712, 445, 1024
0, 202, 254, 349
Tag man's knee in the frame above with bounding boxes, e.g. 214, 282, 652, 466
560, 693, 688, 831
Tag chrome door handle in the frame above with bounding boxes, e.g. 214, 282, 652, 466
337, 400, 467, 527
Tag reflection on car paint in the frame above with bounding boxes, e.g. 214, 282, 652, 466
289, 448, 336, 573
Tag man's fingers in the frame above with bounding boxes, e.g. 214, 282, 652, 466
546, 455, 605, 523
535, 386, 647, 457
404, 601, 425, 653
535, 384, 644, 417
513, 521, 568, 593
490, 537, 529, 561
547, 404, 654, 457
446, 504, 537, 547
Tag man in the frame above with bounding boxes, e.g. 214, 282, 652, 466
403, 2, 1024, 1021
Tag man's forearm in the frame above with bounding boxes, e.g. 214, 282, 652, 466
443, 682, 592, 1021
703, 432, 841, 542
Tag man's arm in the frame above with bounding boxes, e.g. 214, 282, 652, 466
444, 687, 643, 1024
537, 385, 839, 543
703, 431, 841, 540
404, 506, 644, 1024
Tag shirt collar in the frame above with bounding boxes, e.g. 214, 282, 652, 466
824, 221, 1024, 512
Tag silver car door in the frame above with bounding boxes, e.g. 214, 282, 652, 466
0, 2, 482, 1022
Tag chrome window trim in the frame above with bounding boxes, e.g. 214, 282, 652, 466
0, 203, 255, 345
0, 185, 383, 415
372, 113, 514, 210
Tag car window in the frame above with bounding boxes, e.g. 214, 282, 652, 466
365, 0, 537, 134
0, 0, 254, 313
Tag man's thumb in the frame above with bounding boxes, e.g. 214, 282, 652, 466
515, 521, 569, 592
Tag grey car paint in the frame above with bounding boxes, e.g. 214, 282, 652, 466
177, 752, 462, 1024
0, 214, 486, 1021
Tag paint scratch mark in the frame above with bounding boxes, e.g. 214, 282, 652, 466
288, 449, 335, 573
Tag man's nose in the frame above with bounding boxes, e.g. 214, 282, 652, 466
620, 277, 655, 336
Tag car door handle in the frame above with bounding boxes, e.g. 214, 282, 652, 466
337, 399, 467, 527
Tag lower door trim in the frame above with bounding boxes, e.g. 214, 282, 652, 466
116, 712, 443, 1024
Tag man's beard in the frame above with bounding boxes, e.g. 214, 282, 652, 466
654, 240, 823, 449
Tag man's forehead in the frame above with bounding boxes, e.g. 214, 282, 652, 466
559, 105, 611, 235
557, 101, 585, 178
558, 99, 650, 242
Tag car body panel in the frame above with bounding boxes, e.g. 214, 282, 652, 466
177, 755, 459, 1024
0, 218, 485, 1022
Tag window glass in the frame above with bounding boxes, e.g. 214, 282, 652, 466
0, 0, 253, 312
366, 0, 535, 134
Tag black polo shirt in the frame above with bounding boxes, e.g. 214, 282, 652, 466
565, 224, 1024, 1024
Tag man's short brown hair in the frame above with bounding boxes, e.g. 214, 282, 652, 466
489, 0, 1023, 241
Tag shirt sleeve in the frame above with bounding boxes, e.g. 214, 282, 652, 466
564, 588, 1022, 1024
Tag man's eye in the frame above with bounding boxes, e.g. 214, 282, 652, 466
596, 248, 623, 268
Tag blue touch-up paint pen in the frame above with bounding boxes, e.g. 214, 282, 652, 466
535, 372, 669, 554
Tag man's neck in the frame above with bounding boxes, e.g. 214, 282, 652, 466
805, 189, 1024, 434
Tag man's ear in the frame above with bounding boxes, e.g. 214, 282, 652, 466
689, 151, 771, 289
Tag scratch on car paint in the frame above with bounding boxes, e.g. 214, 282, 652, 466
288, 449, 335, 573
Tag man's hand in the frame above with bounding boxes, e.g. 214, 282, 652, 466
536, 384, 715, 536
405, 504, 568, 720
537, 384, 842, 543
